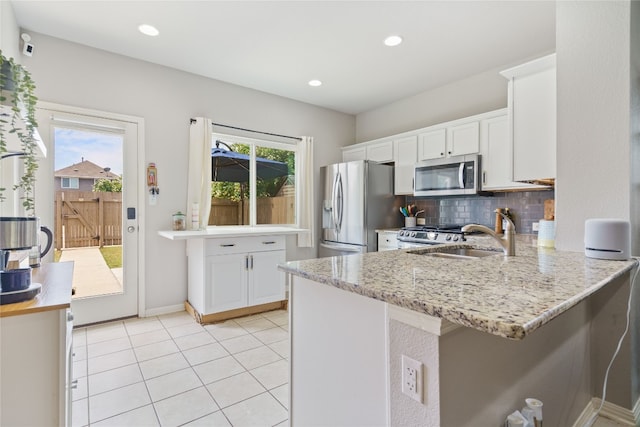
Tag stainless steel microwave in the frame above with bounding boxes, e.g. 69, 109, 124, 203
414, 154, 481, 197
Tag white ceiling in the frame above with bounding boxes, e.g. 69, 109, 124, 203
10, 1, 556, 115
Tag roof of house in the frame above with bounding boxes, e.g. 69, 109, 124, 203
54, 159, 120, 180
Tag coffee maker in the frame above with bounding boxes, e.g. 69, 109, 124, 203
0, 216, 52, 270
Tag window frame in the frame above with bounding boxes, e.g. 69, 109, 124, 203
211, 132, 299, 227
61, 177, 79, 189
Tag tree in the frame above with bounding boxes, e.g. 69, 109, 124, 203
93, 177, 122, 192
211, 143, 294, 200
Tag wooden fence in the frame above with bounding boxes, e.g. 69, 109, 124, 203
55, 191, 122, 249
209, 196, 295, 225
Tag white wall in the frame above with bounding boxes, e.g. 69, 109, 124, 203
355, 66, 509, 143
21, 32, 354, 312
0, 1, 20, 60
555, 1, 634, 251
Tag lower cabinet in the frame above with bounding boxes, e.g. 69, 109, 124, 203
377, 230, 399, 251
187, 235, 286, 319
0, 308, 73, 426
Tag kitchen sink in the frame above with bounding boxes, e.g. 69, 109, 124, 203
409, 247, 502, 260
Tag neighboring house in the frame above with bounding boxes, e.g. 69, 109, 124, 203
54, 158, 120, 191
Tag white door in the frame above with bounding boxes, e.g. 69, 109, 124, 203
35, 104, 143, 325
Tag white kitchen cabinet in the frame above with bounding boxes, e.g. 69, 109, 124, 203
418, 122, 479, 161
393, 135, 418, 195
342, 145, 366, 162
0, 263, 74, 427
342, 139, 393, 163
479, 111, 550, 191
377, 230, 399, 251
187, 235, 286, 321
417, 128, 446, 160
500, 53, 556, 183
365, 140, 393, 163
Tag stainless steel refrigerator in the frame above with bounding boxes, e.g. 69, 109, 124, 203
319, 160, 403, 257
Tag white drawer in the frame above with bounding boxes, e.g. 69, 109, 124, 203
205, 235, 286, 256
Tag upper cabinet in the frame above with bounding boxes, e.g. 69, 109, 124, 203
342, 139, 393, 163
393, 135, 418, 195
418, 122, 479, 161
500, 53, 556, 184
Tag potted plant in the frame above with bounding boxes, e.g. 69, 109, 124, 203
0, 50, 39, 214
0, 51, 44, 274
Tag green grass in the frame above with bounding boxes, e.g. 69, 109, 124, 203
99, 246, 122, 269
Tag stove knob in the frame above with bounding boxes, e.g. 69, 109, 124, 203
453, 235, 459, 241
445, 235, 452, 241
398, 231, 404, 237
410, 231, 417, 237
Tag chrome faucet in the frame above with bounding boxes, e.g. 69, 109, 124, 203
461, 209, 516, 256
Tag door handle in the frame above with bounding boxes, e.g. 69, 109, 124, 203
127, 226, 136, 233
250, 255, 254, 269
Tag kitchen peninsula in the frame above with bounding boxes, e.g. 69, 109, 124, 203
280, 237, 637, 426
159, 226, 305, 323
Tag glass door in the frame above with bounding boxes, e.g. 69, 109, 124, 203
37, 106, 140, 325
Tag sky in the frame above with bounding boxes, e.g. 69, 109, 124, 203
54, 128, 123, 175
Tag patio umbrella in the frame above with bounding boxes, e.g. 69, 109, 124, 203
211, 146, 289, 183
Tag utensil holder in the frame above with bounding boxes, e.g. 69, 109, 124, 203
405, 217, 416, 228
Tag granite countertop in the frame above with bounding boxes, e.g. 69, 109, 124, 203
159, 226, 307, 240
279, 236, 637, 340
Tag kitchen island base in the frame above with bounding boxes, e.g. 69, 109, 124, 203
184, 299, 287, 324
289, 273, 636, 426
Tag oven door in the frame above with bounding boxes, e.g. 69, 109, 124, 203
397, 240, 439, 250
414, 154, 480, 197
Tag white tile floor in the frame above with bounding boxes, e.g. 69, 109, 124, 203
72, 310, 289, 427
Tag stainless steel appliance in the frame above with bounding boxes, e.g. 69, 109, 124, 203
414, 154, 481, 197
396, 224, 472, 249
319, 160, 402, 257
0, 217, 53, 269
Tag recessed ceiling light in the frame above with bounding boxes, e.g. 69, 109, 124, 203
138, 24, 159, 37
384, 35, 403, 47
308, 79, 322, 87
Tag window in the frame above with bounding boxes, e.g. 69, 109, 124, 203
61, 177, 79, 189
210, 133, 296, 226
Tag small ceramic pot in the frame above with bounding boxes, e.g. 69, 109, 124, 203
0, 268, 32, 293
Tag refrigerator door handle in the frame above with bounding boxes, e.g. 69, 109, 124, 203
332, 172, 343, 234
336, 172, 344, 233
319, 241, 363, 253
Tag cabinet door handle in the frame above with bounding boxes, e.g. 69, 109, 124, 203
483, 171, 486, 184
220, 244, 235, 247
250, 255, 254, 269
262, 241, 276, 245
245, 255, 249, 270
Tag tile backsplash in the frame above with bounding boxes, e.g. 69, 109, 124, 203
407, 190, 555, 234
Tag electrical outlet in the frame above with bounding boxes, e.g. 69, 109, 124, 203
401, 355, 423, 403
417, 217, 426, 226
532, 222, 539, 232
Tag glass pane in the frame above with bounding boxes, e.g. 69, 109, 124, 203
210, 142, 251, 225
53, 127, 124, 299
256, 145, 295, 225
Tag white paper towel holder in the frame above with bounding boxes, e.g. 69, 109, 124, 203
584, 218, 630, 260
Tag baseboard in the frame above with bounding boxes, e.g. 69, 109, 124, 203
573, 397, 639, 427
143, 304, 186, 317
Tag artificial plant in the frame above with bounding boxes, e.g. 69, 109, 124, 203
0, 50, 39, 215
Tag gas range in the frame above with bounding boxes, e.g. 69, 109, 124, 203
397, 224, 471, 246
